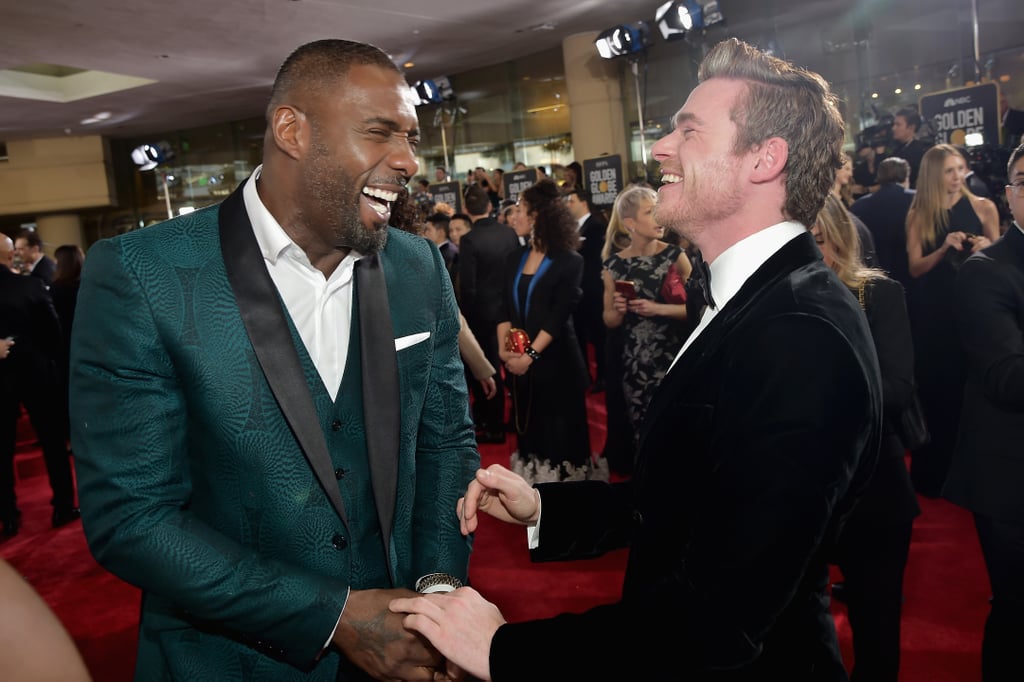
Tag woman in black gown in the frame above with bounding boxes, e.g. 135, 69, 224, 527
906, 143, 1000, 497
498, 179, 603, 483
815, 193, 920, 682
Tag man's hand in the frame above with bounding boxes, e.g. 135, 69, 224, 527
457, 464, 540, 535
390, 587, 506, 682
333, 588, 451, 681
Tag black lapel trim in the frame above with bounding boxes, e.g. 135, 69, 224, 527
355, 253, 400, 575
218, 184, 349, 526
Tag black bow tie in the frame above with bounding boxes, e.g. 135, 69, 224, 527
693, 252, 717, 309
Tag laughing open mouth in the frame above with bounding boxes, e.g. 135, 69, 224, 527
362, 186, 398, 220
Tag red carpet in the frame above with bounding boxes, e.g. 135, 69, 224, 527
2, 393, 989, 681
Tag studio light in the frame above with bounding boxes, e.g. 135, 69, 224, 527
412, 75, 455, 106
595, 24, 649, 60
655, 1, 700, 40
412, 80, 441, 106
130, 141, 173, 171
655, 0, 725, 40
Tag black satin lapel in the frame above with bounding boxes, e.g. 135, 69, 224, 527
218, 186, 349, 526
355, 254, 400, 571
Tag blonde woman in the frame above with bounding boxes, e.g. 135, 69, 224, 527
602, 185, 692, 438
813, 193, 919, 682
905, 143, 999, 496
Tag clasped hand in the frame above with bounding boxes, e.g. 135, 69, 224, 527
389, 465, 538, 681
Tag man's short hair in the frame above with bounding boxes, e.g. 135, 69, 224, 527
876, 157, 910, 185
565, 187, 593, 210
16, 228, 42, 249
1007, 142, 1024, 176
895, 107, 921, 132
698, 38, 845, 228
463, 185, 492, 216
425, 212, 450, 237
266, 39, 397, 120
450, 213, 473, 229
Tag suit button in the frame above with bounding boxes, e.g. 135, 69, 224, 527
334, 467, 346, 480
632, 510, 643, 524
331, 419, 342, 431
331, 534, 348, 550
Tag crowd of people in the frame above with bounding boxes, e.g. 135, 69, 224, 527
2, 34, 1022, 682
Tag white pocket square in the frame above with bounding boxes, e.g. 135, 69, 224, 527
394, 331, 430, 351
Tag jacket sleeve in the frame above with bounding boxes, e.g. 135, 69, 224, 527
956, 252, 1024, 411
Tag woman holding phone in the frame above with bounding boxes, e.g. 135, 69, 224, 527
602, 185, 692, 439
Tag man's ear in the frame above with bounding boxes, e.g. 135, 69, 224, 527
271, 105, 306, 161
750, 137, 789, 184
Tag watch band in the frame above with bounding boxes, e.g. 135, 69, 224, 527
415, 572, 464, 594
524, 347, 541, 361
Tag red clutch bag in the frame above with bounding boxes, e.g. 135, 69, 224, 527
505, 328, 530, 354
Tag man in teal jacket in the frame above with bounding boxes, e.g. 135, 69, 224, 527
70, 39, 478, 681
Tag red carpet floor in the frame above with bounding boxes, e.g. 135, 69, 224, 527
1, 391, 989, 681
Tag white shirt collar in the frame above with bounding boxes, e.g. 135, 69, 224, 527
705, 220, 807, 311
576, 213, 590, 230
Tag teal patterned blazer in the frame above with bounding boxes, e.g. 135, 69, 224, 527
69, 184, 478, 680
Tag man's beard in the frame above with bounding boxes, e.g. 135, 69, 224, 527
304, 144, 389, 255
655, 155, 744, 242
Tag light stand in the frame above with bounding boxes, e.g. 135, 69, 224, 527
434, 107, 452, 180
160, 172, 173, 220
628, 55, 649, 170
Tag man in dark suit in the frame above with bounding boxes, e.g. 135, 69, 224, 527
850, 156, 917, 290
944, 142, 1024, 682
0, 235, 78, 537
458, 184, 520, 444
393, 38, 883, 682
891, 108, 929, 189
70, 40, 478, 681
565, 187, 607, 391
14, 229, 55, 285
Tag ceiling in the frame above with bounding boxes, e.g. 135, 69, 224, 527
2, 1, 1023, 143
0, 0, 692, 141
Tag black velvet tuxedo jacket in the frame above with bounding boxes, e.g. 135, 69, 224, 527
944, 225, 1024, 522
490, 232, 883, 681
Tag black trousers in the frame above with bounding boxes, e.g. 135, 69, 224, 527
0, 369, 76, 517
974, 513, 1024, 682
833, 515, 913, 682
465, 316, 504, 433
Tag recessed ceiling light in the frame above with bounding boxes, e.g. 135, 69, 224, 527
403, 61, 414, 69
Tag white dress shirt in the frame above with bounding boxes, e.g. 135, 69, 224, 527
672, 221, 807, 366
243, 166, 363, 401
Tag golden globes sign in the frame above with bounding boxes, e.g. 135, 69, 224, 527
920, 82, 1001, 147
582, 154, 623, 209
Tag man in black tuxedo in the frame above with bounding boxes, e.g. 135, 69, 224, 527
565, 187, 607, 391
14, 229, 55, 286
458, 184, 520, 444
392, 38, 882, 682
944, 142, 1024, 682
0, 235, 78, 536
850, 156, 916, 290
